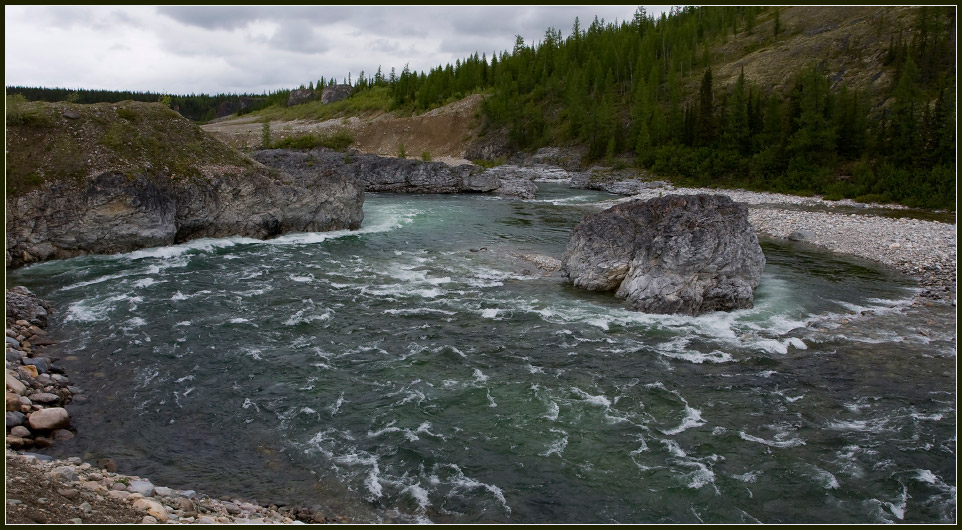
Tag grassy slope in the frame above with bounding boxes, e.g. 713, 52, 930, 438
5, 98, 258, 197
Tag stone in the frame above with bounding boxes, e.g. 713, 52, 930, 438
196, 516, 218, 524
141, 515, 158, 524
7, 411, 27, 427
320, 84, 353, 104
10, 425, 30, 437
788, 230, 815, 242
4, 287, 53, 327
287, 87, 316, 107
22, 357, 50, 374
27, 407, 70, 430
153, 486, 173, 497
7, 392, 22, 412
493, 178, 538, 199
6, 435, 31, 448
107, 490, 131, 500
62, 110, 81, 119
562, 194, 765, 315
6, 370, 27, 394
33, 436, 54, 448
170, 496, 196, 515
6, 336, 21, 348
127, 479, 155, 497
20, 365, 39, 378
48, 465, 79, 482
97, 458, 118, 472
58, 488, 80, 500
29, 392, 60, 404
51, 428, 75, 441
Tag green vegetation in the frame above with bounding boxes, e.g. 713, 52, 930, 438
6, 100, 254, 196
6, 85, 289, 122
397, 142, 407, 159
270, 129, 355, 151
420, 151, 433, 162
472, 157, 507, 169
261, 121, 272, 149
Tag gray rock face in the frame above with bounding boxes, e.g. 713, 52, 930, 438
5, 287, 53, 327
320, 84, 354, 104
569, 169, 670, 196
252, 148, 521, 195
5, 169, 363, 269
562, 194, 765, 315
287, 88, 316, 107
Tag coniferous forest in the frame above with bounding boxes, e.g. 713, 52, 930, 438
7, 6, 955, 209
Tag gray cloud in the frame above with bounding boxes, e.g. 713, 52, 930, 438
6, 5, 665, 95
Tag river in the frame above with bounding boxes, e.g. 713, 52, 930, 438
7, 183, 956, 523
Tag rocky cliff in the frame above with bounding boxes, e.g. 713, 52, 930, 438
251, 148, 536, 197
562, 194, 765, 315
5, 100, 363, 268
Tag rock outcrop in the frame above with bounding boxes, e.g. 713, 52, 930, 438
5, 101, 364, 268
320, 85, 354, 104
562, 194, 765, 315
287, 88, 316, 106
252, 148, 537, 198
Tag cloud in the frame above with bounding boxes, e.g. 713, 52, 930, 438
5, 5, 664, 95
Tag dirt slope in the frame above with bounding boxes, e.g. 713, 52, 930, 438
202, 94, 484, 165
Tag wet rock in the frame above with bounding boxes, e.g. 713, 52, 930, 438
51, 428, 75, 441
27, 406, 70, 430
563, 194, 765, 315
22, 357, 50, 374
494, 178, 538, 199
788, 230, 815, 241
4, 287, 53, 327
10, 425, 31, 437
6, 411, 27, 427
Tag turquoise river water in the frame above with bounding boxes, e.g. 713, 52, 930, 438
8, 183, 956, 523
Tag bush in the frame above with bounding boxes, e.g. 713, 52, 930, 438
270, 129, 355, 151
471, 157, 506, 169
420, 151, 432, 162
261, 121, 272, 149
397, 142, 407, 158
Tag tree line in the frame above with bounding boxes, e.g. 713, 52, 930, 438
5, 86, 291, 122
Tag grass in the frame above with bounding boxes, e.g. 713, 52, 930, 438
249, 86, 394, 122
6, 99, 255, 196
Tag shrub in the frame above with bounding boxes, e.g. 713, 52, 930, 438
261, 121, 272, 149
397, 142, 407, 158
420, 151, 432, 162
270, 129, 355, 151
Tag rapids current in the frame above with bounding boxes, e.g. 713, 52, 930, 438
8, 183, 956, 523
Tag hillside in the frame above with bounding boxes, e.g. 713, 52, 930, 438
200, 6, 954, 209
5, 97, 258, 197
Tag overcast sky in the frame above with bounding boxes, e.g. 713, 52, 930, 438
5, 5, 671, 96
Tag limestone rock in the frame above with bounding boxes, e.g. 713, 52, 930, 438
5, 287, 54, 327
252, 148, 501, 195
27, 407, 70, 430
320, 84, 353, 104
286, 88, 316, 107
127, 479, 156, 497
562, 194, 765, 315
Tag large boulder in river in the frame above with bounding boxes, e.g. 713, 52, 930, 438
5, 100, 364, 268
562, 194, 765, 315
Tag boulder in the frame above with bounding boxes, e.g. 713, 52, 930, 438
27, 407, 70, 430
494, 178, 538, 199
133, 498, 169, 522
287, 88, 316, 107
562, 194, 765, 315
320, 84, 353, 104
